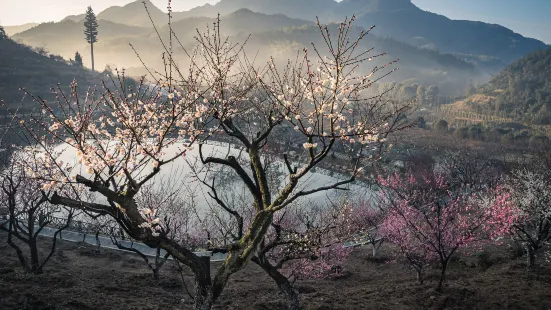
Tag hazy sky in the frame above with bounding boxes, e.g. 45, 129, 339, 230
1, 0, 550, 43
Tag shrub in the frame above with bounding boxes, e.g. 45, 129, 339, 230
434, 119, 449, 132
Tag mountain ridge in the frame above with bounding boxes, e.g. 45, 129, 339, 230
10, 0, 548, 97
3, 23, 39, 36
96, 0, 167, 28
170, 0, 547, 63
46, 0, 546, 65
12, 8, 480, 95
12, 19, 149, 70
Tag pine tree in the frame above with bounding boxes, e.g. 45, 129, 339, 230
0, 26, 6, 40
84, 6, 98, 71
74, 51, 83, 67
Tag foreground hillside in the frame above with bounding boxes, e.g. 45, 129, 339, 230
1, 234, 550, 310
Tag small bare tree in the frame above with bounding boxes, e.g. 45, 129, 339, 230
111, 235, 171, 280
442, 150, 504, 190
111, 171, 201, 280
345, 198, 385, 257
0, 150, 74, 274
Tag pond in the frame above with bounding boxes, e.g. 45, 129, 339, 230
52, 140, 374, 208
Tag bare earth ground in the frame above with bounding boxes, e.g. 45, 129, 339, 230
1, 233, 551, 310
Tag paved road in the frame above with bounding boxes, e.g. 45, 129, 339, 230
1, 220, 227, 262
1, 219, 371, 263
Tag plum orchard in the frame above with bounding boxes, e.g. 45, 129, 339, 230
14, 16, 410, 309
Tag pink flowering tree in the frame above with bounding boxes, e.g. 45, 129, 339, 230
250, 201, 355, 310
12, 14, 410, 309
379, 169, 519, 290
381, 209, 429, 284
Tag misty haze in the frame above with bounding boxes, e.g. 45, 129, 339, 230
0, 1, 550, 309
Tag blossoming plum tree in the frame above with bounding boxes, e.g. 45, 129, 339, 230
14, 15, 410, 309
506, 155, 551, 270
192, 153, 360, 309
379, 169, 519, 290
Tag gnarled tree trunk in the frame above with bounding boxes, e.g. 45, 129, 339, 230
193, 256, 215, 310
29, 239, 40, 273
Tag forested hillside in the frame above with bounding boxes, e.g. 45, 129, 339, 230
475, 47, 551, 124
12, 19, 148, 69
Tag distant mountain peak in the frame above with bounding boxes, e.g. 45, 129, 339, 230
339, 0, 415, 13
231, 8, 255, 14
95, 0, 166, 27
367, 0, 415, 11
124, 0, 160, 10
49, 0, 546, 67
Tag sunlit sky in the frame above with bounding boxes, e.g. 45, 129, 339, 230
1, 0, 550, 43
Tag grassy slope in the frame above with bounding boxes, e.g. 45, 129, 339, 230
0, 36, 103, 108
